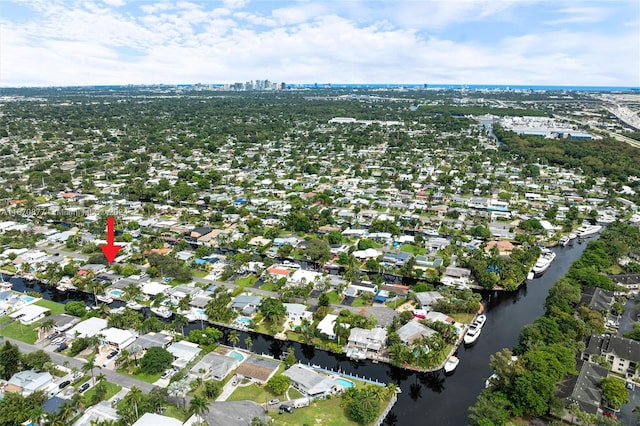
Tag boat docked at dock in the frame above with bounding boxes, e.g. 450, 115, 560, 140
96, 294, 113, 304
576, 224, 602, 238
151, 306, 173, 319
464, 323, 481, 345
444, 355, 460, 373
558, 236, 570, 247
346, 347, 367, 361
532, 250, 556, 275
0, 275, 12, 290
126, 301, 143, 310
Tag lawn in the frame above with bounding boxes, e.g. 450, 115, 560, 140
288, 387, 305, 399
259, 282, 276, 292
164, 403, 187, 422
34, 299, 66, 315
235, 275, 258, 287
0, 321, 39, 343
116, 368, 162, 384
450, 312, 476, 324
384, 299, 407, 309
325, 291, 342, 304
351, 296, 371, 307
84, 381, 122, 405
227, 382, 277, 404
399, 244, 427, 255
192, 270, 209, 279
0, 315, 12, 325
274, 396, 371, 426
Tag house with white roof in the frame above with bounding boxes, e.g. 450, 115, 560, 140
6, 370, 53, 396
9, 304, 49, 325
166, 340, 202, 369
66, 317, 108, 339
316, 314, 338, 339
141, 281, 171, 297
101, 327, 138, 350
284, 303, 312, 323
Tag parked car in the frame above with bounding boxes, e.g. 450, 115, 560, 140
268, 399, 280, 405
58, 380, 71, 389
51, 337, 65, 345
106, 350, 118, 359
79, 383, 90, 392
279, 405, 294, 414
56, 342, 68, 352
111, 397, 121, 408
161, 370, 172, 379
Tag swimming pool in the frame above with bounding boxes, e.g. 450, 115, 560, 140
229, 350, 245, 362
335, 378, 355, 388
20, 295, 36, 303
109, 289, 124, 297
236, 317, 251, 325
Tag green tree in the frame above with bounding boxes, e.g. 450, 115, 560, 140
305, 238, 331, 264
266, 374, 291, 396
65, 301, 87, 317
22, 350, 51, 371
228, 330, 240, 348
259, 297, 286, 323
601, 377, 630, 410
0, 341, 21, 379
140, 347, 173, 374
188, 395, 210, 425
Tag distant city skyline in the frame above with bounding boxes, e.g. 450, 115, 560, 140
1, 0, 638, 88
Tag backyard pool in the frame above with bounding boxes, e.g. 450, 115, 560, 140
236, 317, 251, 325
20, 295, 36, 303
229, 350, 246, 362
335, 378, 355, 389
109, 289, 124, 297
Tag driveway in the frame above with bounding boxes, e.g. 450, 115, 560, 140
618, 297, 637, 337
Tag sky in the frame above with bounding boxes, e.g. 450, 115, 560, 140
1, 0, 639, 87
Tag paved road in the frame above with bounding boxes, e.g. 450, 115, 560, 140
1, 336, 155, 394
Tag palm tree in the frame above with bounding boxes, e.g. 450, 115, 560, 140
126, 386, 143, 421
29, 406, 45, 426
123, 283, 142, 302
228, 330, 240, 347
55, 400, 76, 425
83, 356, 100, 386
38, 318, 55, 340
244, 336, 253, 351
173, 313, 188, 336
168, 379, 189, 409
115, 349, 131, 372
188, 395, 210, 425
128, 344, 143, 367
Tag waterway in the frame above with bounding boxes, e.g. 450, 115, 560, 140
5, 240, 590, 425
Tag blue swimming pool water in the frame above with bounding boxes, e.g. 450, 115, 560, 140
229, 350, 245, 362
21, 295, 36, 303
335, 378, 354, 388
109, 289, 124, 297
237, 317, 251, 324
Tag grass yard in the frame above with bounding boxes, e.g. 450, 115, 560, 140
84, 381, 122, 405
235, 275, 258, 287
288, 387, 305, 399
259, 282, 276, 291
399, 244, 427, 255
0, 321, 39, 343
384, 299, 407, 309
34, 299, 66, 315
116, 368, 162, 384
449, 312, 476, 324
0, 315, 12, 325
164, 403, 188, 421
227, 382, 277, 404
274, 396, 365, 426
325, 290, 342, 304
351, 296, 371, 307
192, 270, 209, 279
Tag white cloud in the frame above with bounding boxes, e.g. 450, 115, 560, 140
0, 0, 638, 86
544, 6, 610, 25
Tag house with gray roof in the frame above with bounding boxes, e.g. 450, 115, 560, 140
583, 334, 640, 379
415, 291, 444, 310
346, 327, 387, 353
6, 370, 52, 395
580, 287, 614, 312
134, 331, 173, 350
190, 352, 239, 381
396, 321, 436, 345
235, 356, 279, 384
559, 360, 608, 414
282, 364, 338, 398
231, 295, 262, 315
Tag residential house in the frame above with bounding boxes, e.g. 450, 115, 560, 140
166, 341, 202, 369
415, 291, 444, 310
346, 327, 387, 354
132, 413, 183, 426
558, 360, 608, 415
5, 370, 53, 395
381, 252, 413, 266
610, 274, 640, 293
101, 327, 138, 350
316, 314, 339, 340
134, 332, 173, 350
235, 356, 279, 384
189, 352, 239, 381
282, 364, 338, 398
583, 334, 640, 379
484, 240, 515, 257
396, 321, 437, 345
49, 314, 80, 332
9, 304, 49, 325
441, 266, 472, 288
231, 295, 263, 316
66, 317, 108, 339
580, 287, 614, 313
284, 303, 312, 323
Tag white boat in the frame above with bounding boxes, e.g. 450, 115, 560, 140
568, 232, 578, 240
485, 373, 499, 388
126, 301, 143, 310
527, 271, 535, 280
576, 224, 602, 238
96, 294, 113, 304
151, 306, 173, 319
532, 250, 556, 274
558, 236, 570, 247
474, 314, 487, 329
444, 355, 460, 373
0, 275, 12, 290
110, 306, 125, 314
346, 347, 367, 361
464, 324, 481, 345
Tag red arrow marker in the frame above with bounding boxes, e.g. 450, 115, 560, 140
100, 216, 122, 265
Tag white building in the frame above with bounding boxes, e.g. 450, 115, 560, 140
66, 317, 108, 339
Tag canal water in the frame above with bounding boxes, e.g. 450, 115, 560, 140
6, 240, 590, 425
